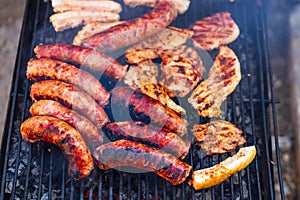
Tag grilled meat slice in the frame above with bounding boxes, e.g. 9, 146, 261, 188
124, 60, 158, 89
110, 87, 188, 136
50, 10, 120, 32
130, 27, 194, 50
82, 1, 177, 52
51, 0, 122, 13
30, 80, 109, 129
105, 121, 190, 159
139, 83, 186, 115
188, 46, 241, 117
73, 21, 124, 46
34, 44, 127, 82
125, 48, 158, 64
27, 58, 110, 106
30, 100, 104, 150
192, 120, 246, 155
94, 139, 192, 185
190, 12, 240, 50
20, 116, 93, 179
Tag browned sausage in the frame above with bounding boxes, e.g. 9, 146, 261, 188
110, 87, 188, 136
105, 121, 190, 159
34, 44, 128, 82
30, 100, 104, 150
27, 58, 110, 106
20, 116, 94, 179
30, 80, 109, 129
94, 139, 192, 185
82, 1, 178, 52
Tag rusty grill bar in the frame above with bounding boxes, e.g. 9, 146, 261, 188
0, 0, 285, 199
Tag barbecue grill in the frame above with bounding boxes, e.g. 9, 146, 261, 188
0, 0, 285, 199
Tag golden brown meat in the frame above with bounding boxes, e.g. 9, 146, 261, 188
110, 87, 188, 136
51, 0, 122, 13
50, 10, 120, 32
20, 116, 94, 179
190, 12, 240, 50
105, 121, 190, 159
192, 120, 246, 155
94, 139, 192, 185
34, 44, 128, 82
188, 46, 241, 117
27, 57, 110, 106
30, 80, 109, 129
82, 1, 177, 52
30, 100, 104, 150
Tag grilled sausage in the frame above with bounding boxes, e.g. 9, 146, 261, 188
82, 0, 178, 52
105, 121, 190, 159
30, 100, 104, 150
34, 44, 128, 82
94, 139, 192, 185
27, 58, 110, 106
30, 80, 109, 129
110, 87, 188, 136
20, 116, 93, 179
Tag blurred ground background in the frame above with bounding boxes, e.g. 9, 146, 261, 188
0, 0, 298, 199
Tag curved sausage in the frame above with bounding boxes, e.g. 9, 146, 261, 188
94, 139, 192, 185
20, 116, 94, 179
105, 121, 190, 159
30, 80, 109, 129
27, 58, 110, 106
82, 1, 178, 52
30, 100, 104, 150
110, 87, 188, 136
34, 44, 128, 82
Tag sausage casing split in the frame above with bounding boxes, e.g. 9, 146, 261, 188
20, 116, 94, 179
94, 139, 192, 185
82, 1, 178, 52
27, 58, 110, 106
110, 87, 188, 136
30, 100, 104, 150
105, 121, 190, 159
34, 44, 128, 82
30, 80, 109, 129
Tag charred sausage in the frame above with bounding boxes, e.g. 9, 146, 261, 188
105, 121, 190, 159
34, 44, 128, 82
20, 116, 94, 179
30, 80, 109, 129
27, 58, 110, 106
110, 87, 188, 136
30, 100, 104, 150
94, 139, 192, 185
82, 1, 178, 52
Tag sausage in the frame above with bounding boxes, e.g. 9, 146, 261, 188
110, 87, 188, 136
30, 100, 104, 150
20, 116, 94, 179
27, 58, 110, 106
105, 121, 190, 159
34, 44, 128, 82
30, 80, 109, 129
94, 139, 192, 185
82, 1, 178, 52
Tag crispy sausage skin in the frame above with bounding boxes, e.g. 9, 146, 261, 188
20, 116, 94, 179
110, 87, 188, 136
34, 44, 128, 82
82, 1, 178, 52
30, 100, 104, 150
105, 121, 190, 159
27, 58, 110, 106
30, 80, 109, 129
94, 139, 192, 185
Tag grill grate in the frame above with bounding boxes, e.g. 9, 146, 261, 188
0, 0, 285, 199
